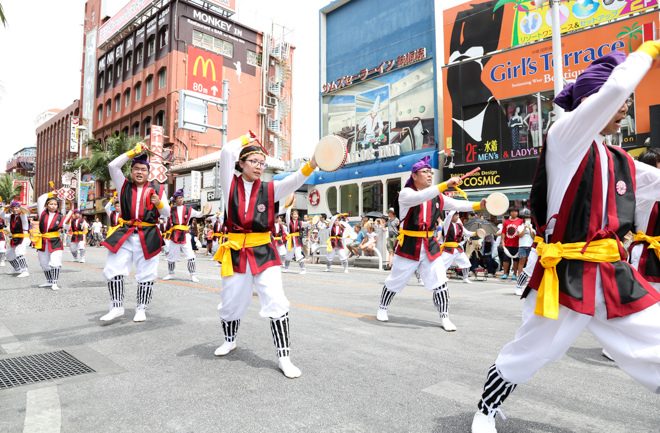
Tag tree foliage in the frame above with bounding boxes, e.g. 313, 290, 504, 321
0, 174, 23, 204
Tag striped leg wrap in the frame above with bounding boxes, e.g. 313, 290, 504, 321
379, 286, 396, 310
516, 271, 529, 290
136, 281, 154, 308
299, 260, 305, 271
477, 364, 516, 418
414, 270, 421, 280
432, 284, 450, 318
44, 270, 52, 283
80, 250, 86, 259
284, 260, 290, 270
270, 313, 291, 358
51, 267, 61, 285
0, 252, 5, 261
187, 259, 196, 275
17, 256, 27, 271
168, 261, 175, 275
71, 251, 78, 260
326, 261, 331, 271
462, 268, 470, 280
342, 260, 348, 271
9, 259, 20, 272
221, 319, 240, 343
107, 276, 125, 308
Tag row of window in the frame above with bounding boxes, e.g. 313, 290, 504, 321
98, 68, 166, 122
325, 179, 401, 216
102, 111, 165, 139
192, 29, 262, 67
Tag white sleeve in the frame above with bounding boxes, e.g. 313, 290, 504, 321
21, 214, 29, 231
634, 160, 660, 202
158, 189, 170, 218
37, 193, 48, 216
398, 186, 444, 209
329, 215, 338, 228
220, 138, 244, 213
285, 206, 291, 226
442, 195, 480, 213
0, 210, 8, 222
273, 169, 311, 203
104, 201, 113, 218
461, 223, 475, 237
109, 153, 129, 193
190, 209, 205, 219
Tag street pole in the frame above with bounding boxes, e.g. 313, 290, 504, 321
212, 78, 229, 213
550, 0, 564, 118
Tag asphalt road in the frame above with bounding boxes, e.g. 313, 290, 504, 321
0, 247, 658, 432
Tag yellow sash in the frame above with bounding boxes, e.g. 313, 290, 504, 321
396, 229, 434, 246
286, 232, 300, 251
535, 238, 621, 320
326, 236, 341, 252
172, 224, 190, 231
33, 231, 60, 250
213, 232, 272, 277
440, 241, 459, 253
107, 225, 121, 238
13, 233, 30, 238
273, 236, 282, 241
107, 219, 156, 238
633, 231, 660, 262
213, 233, 224, 239
71, 231, 85, 235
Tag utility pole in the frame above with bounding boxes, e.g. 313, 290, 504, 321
212, 78, 229, 212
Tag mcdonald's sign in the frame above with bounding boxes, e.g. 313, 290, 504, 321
187, 46, 223, 97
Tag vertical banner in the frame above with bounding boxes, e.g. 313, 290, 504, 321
80, 184, 89, 209
70, 117, 80, 153
191, 171, 201, 200
148, 125, 168, 183
13, 181, 29, 206
82, 28, 98, 138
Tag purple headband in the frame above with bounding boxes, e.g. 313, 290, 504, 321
404, 155, 432, 188
45, 196, 61, 204
131, 153, 150, 169
173, 189, 184, 198
554, 50, 627, 112
73, 208, 81, 213
9, 200, 20, 207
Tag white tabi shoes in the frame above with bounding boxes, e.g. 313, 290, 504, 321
300, 270, 306, 275
282, 268, 289, 273
278, 356, 301, 378
514, 288, 523, 296
344, 269, 348, 273
6, 269, 21, 275
214, 341, 236, 356
51, 284, 60, 291
440, 317, 457, 332
417, 279, 424, 286
39, 282, 53, 287
471, 411, 497, 433
17, 271, 29, 278
100, 307, 125, 321
133, 309, 146, 322
463, 279, 472, 284
162, 274, 174, 280
0, 261, 5, 266
190, 275, 200, 283
376, 308, 389, 322
79, 258, 85, 263
215, 262, 222, 267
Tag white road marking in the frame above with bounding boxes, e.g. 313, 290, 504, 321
23, 386, 61, 433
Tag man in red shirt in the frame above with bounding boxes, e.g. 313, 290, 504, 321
499, 207, 523, 280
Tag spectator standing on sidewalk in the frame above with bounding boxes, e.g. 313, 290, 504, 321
91, 217, 103, 247
384, 208, 399, 270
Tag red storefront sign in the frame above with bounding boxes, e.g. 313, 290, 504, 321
187, 46, 224, 98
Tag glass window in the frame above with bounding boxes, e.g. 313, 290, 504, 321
122, 127, 129, 136
124, 89, 131, 106
146, 76, 153, 95
115, 95, 120, 112
107, 66, 113, 84
136, 44, 143, 63
147, 35, 156, 56
155, 110, 165, 126
326, 187, 337, 216
106, 101, 111, 117
132, 122, 140, 136
144, 117, 152, 136
202, 33, 213, 51
247, 50, 262, 67
192, 30, 203, 47
135, 82, 142, 101
98, 105, 103, 121
362, 181, 383, 214
386, 178, 401, 212
98, 72, 104, 90
126, 52, 132, 70
158, 68, 166, 89
159, 27, 168, 48
340, 184, 359, 217
116, 60, 122, 78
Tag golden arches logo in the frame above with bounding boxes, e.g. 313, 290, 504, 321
193, 56, 216, 80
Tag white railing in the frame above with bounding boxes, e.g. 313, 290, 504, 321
310, 228, 387, 271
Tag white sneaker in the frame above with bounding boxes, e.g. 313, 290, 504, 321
190, 275, 200, 283
7, 269, 21, 275
299, 270, 306, 275
17, 271, 29, 278
278, 356, 302, 378
463, 279, 472, 284
471, 411, 497, 433
417, 279, 424, 286
215, 262, 222, 267
440, 317, 457, 332
602, 348, 615, 362
322, 268, 330, 272
133, 309, 146, 322
39, 282, 53, 287
282, 268, 289, 273
214, 341, 236, 356
162, 274, 174, 280
100, 307, 125, 321
70, 258, 79, 262
0, 262, 5, 266
51, 284, 60, 291
344, 269, 349, 273
79, 258, 85, 263
376, 308, 389, 322
514, 288, 523, 296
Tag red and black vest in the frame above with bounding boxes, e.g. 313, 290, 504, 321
226, 176, 280, 274
634, 202, 660, 284
212, 219, 224, 241
160, 219, 172, 240
10, 214, 28, 247
70, 218, 86, 243
395, 188, 444, 261
38, 211, 64, 252
329, 224, 344, 249
109, 210, 120, 227
287, 219, 303, 248
171, 205, 193, 244
0, 220, 5, 242
444, 222, 464, 254
102, 181, 162, 260
528, 142, 660, 318
272, 223, 285, 247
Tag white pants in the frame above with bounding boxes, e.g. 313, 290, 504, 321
38, 249, 63, 271
384, 250, 447, 293
69, 240, 86, 255
218, 262, 290, 321
441, 250, 471, 270
276, 243, 286, 257
326, 247, 347, 262
285, 246, 303, 262
163, 239, 171, 252
167, 234, 196, 262
6, 238, 30, 261
496, 273, 660, 393
0, 240, 6, 253
630, 243, 660, 293
103, 233, 160, 283
212, 238, 221, 254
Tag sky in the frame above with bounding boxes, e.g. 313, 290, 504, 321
0, 0, 469, 170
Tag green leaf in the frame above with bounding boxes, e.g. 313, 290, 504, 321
494, 0, 516, 12
616, 31, 628, 38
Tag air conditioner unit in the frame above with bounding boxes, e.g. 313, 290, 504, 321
266, 96, 278, 106
258, 106, 268, 115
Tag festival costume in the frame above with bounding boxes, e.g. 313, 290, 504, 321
324, 215, 348, 273
0, 203, 30, 277
208, 213, 226, 269
100, 149, 170, 322
272, 221, 287, 261
213, 135, 314, 378
472, 47, 660, 433
440, 211, 476, 284
376, 156, 481, 331
159, 218, 172, 255
629, 169, 660, 293
163, 194, 205, 282
0, 220, 6, 266
69, 217, 88, 263
35, 193, 68, 290
283, 207, 309, 274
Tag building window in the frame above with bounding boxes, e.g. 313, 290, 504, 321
362, 181, 383, 215
135, 82, 142, 101
126, 52, 132, 70
147, 35, 156, 56
122, 126, 129, 137
106, 101, 111, 117
107, 66, 113, 84
132, 122, 140, 136
98, 72, 104, 90
155, 110, 165, 126
98, 105, 103, 121
144, 116, 152, 136
146, 75, 153, 95
340, 184, 359, 217
247, 50, 262, 67
124, 89, 131, 106
192, 30, 233, 58
158, 68, 166, 89
136, 44, 143, 63
116, 60, 122, 78
159, 27, 168, 48
326, 187, 337, 215
387, 178, 401, 213
115, 95, 121, 112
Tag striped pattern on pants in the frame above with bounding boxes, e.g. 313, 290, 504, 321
9, 259, 20, 272
17, 256, 27, 271
379, 286, 396, 310
270, 313, 291, 358
107, 275, 125, 308
432, 284, 450, 318
477, 364, 516, 416
44, 270, 52, 284
187, 259, 196, 275
51, 266, 60, 285
516, 271, 529, 291
137, 281, 154, 308
168, 261, 175, 275
221, 319, 240, 343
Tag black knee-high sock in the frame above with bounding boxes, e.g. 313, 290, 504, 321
284, 260, 290, 270
432, 284, 450, 318
71, 251, 78, 260
137, 281, 154, 307
221, 319, 240, 343
168, 261, 175, 275
270, 313, 290, 358
51, 267, 60, 285
516, 271, 529, 290
477, 364, 516, 416
326, 261, 331, 271
0, 252, 5, 262
44, 270, 52, 283
9, 259, 20, 271
414, 269, 421, 280
17, 255, 27, 271
80, 250, 86, 259
107, 276, 125, 308
342, 260, 348, 271
187, 259, 196, 275
379, 286, 396, 310
299, 260, 305, 271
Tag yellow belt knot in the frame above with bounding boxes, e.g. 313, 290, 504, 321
286, 232, 300, 251
396, 229, 434, 247
213, 232, 272, 277
440, 241, 459, 253
326, 236, 340, 252
32, 231, 60, 249
633, 231, 660, 261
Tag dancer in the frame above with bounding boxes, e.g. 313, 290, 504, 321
283, 207, 308, 275
272, 213, 287, 263
207, 212, 225, 267
101, 145, 170, 322
163, 189, 206, 283
68, 209, 88, 263
376, 155, 486, 331
35, 191, 72, 290
514, 209, 536, 295
441, 210, 477, 284
213, 132, 317, 378
104, 192, 121, 230
0, 218, 6, 267
498, 207, 522, 280
158, 217, 171, 256
0, 200, 31, 277
471, 45, 660, 433
324, 213, 349, 273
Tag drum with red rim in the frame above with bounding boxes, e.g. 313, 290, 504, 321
314, 136, 348, 172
